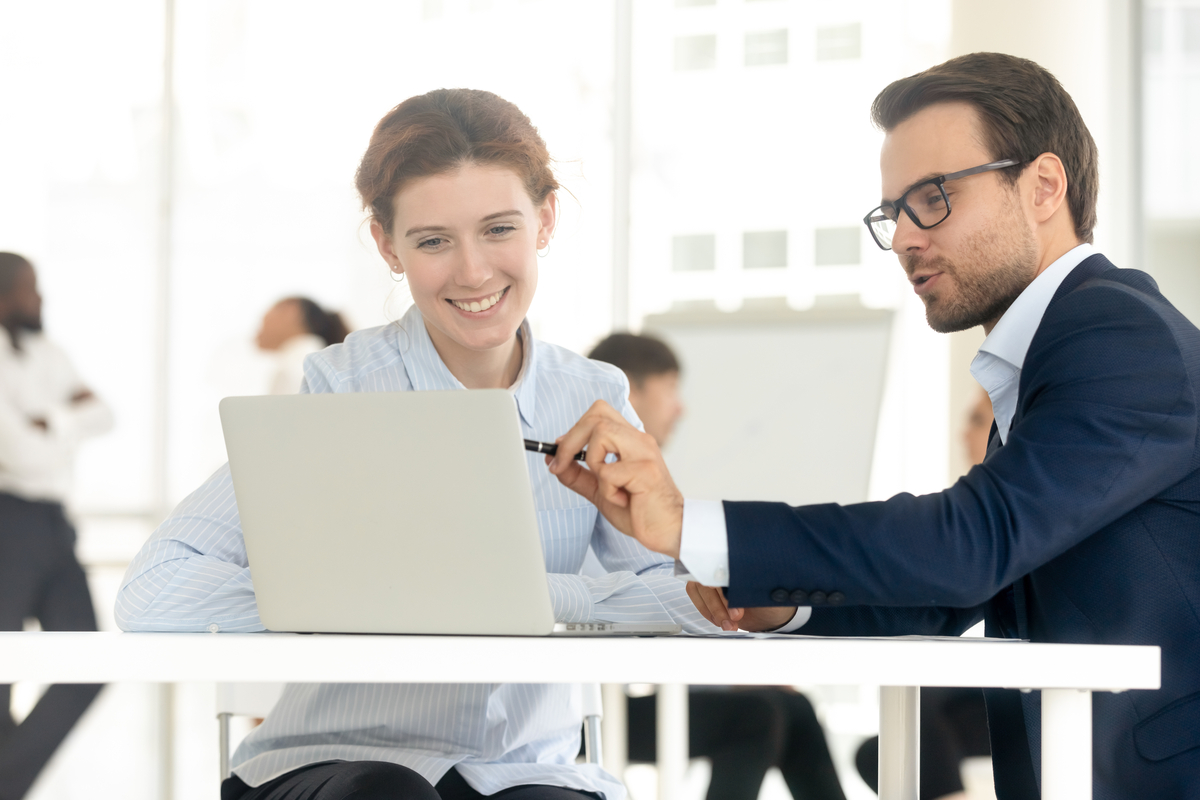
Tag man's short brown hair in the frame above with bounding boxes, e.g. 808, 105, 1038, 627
588, 332, 679, 388
871, 52, 1099, 244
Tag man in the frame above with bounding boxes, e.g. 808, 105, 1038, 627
0, 252, 111, 799
587, 333, 684, 447
588, 332, 846, 800
548, 54, 1200, 798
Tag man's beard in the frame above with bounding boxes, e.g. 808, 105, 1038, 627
906, 219, 1040, 334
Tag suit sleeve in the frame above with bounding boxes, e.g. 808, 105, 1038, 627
724, 281, 1198, 611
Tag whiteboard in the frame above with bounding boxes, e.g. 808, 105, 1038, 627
644, 303, 892, 507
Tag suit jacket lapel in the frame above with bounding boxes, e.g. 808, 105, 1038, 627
985, 420, 1002, 459
1009, 254, 1116, 433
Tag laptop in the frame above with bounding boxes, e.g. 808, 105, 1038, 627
219, 390, 681, 637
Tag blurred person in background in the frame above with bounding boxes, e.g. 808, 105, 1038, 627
255, 296, 350, 395
0, 252, 111, 799
589, 332, 846, 800
853, 390, 995, 800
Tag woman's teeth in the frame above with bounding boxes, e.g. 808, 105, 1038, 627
451, 288, 506, 313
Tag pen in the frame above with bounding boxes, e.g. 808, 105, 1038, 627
524, 439, 587, 461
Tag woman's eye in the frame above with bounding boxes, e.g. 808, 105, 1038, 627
488, 225, 516, 236
418, 237, 445, 249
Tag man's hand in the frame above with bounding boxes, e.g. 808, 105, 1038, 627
547, 400, 685, 558
687, 582, 737, 631
686, 582, 797, 632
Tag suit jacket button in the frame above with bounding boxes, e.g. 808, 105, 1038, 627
789, 589, 808, 605
828, 592, 845, 606
770, 588, 790, 603
809, 591, 827, 606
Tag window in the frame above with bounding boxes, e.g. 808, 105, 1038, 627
814, 227, 861, 266
745, 29, 788, 66
816, 23, 861, 61
675, 34, 718, 70
743, 230, 787, 268
1146, 7, 1165, 55
1184, 8, 1200, 54
673, 234, 717, 271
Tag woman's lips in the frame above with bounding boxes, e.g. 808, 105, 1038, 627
447, 286, 510, 317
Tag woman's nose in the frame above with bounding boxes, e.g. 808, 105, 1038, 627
456, 243, 492, 288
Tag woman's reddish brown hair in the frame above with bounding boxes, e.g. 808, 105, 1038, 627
355, 89, 559, 234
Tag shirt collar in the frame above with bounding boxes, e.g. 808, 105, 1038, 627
395, 304, 538, 426
977, 242, 1095, 370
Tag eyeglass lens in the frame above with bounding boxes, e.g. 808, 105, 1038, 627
867, 182, 951, 249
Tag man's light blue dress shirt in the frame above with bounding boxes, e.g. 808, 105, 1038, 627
970, 243, 1094, 442
115, 304, 720, 798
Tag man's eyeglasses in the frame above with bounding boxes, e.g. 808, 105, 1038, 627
863, 159, 1023, 251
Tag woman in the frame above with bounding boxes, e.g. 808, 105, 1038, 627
255, 296, 350, 395
115, 89, 719, 800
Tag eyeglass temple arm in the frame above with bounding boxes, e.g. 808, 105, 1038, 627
939, 158, 1022, 183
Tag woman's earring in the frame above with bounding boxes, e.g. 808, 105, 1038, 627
390, 265, 406, 283
537, 238, 550, 258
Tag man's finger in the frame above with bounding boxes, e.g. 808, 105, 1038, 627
553, 459, 600, 502
732, 605, 798, 632
686, 582, 736, 631
549, 401, 625, 474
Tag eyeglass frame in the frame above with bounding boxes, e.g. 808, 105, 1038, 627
862, 158, 1025, 251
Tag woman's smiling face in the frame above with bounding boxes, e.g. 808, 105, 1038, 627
372, 163, 556, 366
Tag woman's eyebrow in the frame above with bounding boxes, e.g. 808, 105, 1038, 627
405, 224, 448, 237
480, 209, 523, 222
404, 210, 523, 238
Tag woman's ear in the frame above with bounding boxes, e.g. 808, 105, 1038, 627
370, 218, 404, 275
536, 192, 559, 246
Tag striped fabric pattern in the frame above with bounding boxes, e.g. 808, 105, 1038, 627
115, 304, 721, 799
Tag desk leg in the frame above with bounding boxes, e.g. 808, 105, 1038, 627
656, 684, 688, 800
878, 686, 919, 800
1042, 689, 1091, 800
601, 684, 628, 779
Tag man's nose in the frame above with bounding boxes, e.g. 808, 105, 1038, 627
890, 208, 929, 256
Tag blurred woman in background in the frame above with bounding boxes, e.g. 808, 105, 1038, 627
255, 296, 349, 394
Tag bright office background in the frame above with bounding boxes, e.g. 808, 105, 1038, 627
0, 0, 1195, 798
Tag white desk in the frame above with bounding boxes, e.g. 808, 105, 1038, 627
0, 632, 1159, 800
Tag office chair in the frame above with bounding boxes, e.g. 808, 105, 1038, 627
216, 682, 286, 781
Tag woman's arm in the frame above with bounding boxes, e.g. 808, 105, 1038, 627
114, 464, 265, 632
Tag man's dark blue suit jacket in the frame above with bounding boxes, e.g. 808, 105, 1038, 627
721, 254, 1200, 799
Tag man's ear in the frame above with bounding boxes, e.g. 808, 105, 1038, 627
1028, 152, 1068, 225
370, 218, 404, 275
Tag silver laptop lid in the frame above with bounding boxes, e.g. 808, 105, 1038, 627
219, 390, 556, 635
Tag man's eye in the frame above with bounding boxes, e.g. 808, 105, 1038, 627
916, 191, 946, 210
